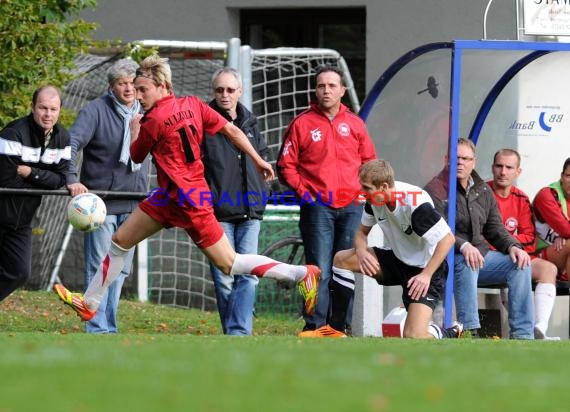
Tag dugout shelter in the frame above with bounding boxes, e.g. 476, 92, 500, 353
359, 39, 570, 334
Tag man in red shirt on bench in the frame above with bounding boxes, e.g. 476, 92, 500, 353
488, 148, 559, 340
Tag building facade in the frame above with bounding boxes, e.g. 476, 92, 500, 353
82, 0, 518, 97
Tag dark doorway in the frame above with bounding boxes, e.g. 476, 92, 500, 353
240, 8, 366, 102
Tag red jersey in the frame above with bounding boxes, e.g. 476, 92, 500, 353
487, 181, 536, 253
277, 103, 376, 208
131, 94, 227, 204
533, 185, 570, 239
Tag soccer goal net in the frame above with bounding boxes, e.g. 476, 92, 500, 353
32, 38, 359, 317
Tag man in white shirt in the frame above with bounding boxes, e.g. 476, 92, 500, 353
300, 159, 461, 339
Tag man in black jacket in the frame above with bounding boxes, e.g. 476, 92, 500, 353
0, 85, 70, 301
452, 138, 534, 339
202, 68, 268, 335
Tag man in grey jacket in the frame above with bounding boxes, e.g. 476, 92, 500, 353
66, 59, 149, 333
453, 138, 534, 339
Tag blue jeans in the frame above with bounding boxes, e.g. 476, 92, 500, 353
454, 251, 534, 339
299, 203, 362, 329
209, 219, 260, 335
84, 213, 133, 334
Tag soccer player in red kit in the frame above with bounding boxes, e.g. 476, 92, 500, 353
54, 54, 319, 322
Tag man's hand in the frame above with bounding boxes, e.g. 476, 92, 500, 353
256, 159, 275, 182
67, 182, 88, 197
407, 271, 431, 301
16, 165, 31, 178
461, 243, 485, 269
356, 248, 380, 277
553, 236, 566, 252
509, 246, 531, 269
130, 114, 143, 143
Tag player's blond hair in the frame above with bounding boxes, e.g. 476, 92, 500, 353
136, 54, 173, 92
359, 159, 395, 188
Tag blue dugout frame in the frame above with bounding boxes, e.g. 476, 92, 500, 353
361, 39, 570, 328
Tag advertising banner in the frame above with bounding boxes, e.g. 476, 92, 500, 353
511, 52, 570, 198
523, 0, 570, 36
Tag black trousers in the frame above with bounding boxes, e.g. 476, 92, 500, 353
0, 224, 32, 301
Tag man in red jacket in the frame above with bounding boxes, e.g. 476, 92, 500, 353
534, 157, 570, 282
277, 65, 376, 334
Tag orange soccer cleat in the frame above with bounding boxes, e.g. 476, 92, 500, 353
298, 265, 320, 315
298, 324, 347, 338
53, 283, 96, 321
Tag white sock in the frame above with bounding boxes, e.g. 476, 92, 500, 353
230, 253, 306, 282
331, 266, 355, 290
534, 282, 556, 336
427, 322, 443, 339
84, 241, 132, 310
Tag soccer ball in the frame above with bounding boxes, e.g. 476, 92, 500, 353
67, 193, 107, 232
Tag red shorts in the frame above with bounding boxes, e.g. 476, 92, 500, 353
139, 198, 223, 249
533, 249, 547, 260
533, 249, 568, 281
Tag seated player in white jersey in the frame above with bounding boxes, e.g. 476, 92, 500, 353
300, 159, 462, 339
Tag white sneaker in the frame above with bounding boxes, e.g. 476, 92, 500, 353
428, 321, 463, 339
446, 321, 464, 339
534, 326, 561, 340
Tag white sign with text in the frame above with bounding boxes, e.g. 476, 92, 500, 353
523, 0, 570, 36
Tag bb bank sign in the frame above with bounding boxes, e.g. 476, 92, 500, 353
508, 105, 564, 136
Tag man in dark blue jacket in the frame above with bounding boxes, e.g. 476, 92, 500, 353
203, 67, 268, 335
0, 85, 70, 301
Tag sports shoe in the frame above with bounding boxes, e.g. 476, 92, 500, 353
53, 283, 96, 321
298, 324, 347, 338
534, 326, 561, 341
442, 321, 463, 339
298, 265, 320, 315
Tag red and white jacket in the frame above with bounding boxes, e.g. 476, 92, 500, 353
533, 185, 570, 242
277, 103, 376, 208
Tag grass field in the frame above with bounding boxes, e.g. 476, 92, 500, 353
1, 291, 568, 412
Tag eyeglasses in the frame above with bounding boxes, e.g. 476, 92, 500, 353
214, 87, 238, 94
457, 156, 475, 163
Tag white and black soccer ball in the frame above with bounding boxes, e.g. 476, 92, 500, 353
67, 193, 107, 232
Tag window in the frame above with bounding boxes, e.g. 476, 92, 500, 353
240, 8, 366, 102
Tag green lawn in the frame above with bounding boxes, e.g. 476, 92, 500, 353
1, 291, 567, 412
